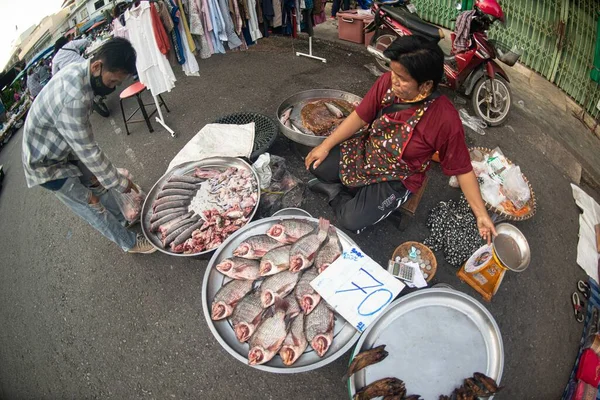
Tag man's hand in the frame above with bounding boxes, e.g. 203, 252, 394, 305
477, 214, 497, 245
124, 178, 138, 194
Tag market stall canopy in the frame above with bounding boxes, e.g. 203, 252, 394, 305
86, 19, 107, 33
80, 16, 105, 33
64, 26, 77, 37
24, 45, 54, 70
9, 69, 27, 87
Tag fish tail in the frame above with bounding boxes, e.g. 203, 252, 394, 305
317, 218, 331, 241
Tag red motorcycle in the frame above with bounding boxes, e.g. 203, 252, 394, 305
366, 0, 519, 126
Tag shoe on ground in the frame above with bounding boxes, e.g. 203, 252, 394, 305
128, 234, 157, 254
308, 178, 344, 203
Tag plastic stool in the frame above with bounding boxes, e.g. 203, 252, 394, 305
119, 82, 169, 135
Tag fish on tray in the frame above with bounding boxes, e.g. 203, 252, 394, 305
267, 219, 316, 244
314, 226, 343, 273
294, 268, 321, 314
259, 245, 292, 276
248, 298, 291, 366
289, 218, 330, 273
149, 207, 188, 223
150, 210, 189, 232
156, 188, 197, 199
259, 270, 301, 308
233, 235, 286, 260
211, 279, 254, 320
167, 174, 204, 184
279, 313, 308, 366
216, 257, 261, 280
304, 301, 334, 358
231, 292, 266, 342
280, 106, 293, 125
344, 345, 389, 380
284, 294, 302, 319
354, 378, 406, 400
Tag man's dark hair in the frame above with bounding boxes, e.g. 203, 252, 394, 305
91, 37, 137, 75
383, 35, 444, 89
54, 36, 69, 55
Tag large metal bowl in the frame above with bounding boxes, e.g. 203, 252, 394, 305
493, 223, 530, 272
201, 215, 361, 373
141, 157, 260, 257
276, 89, 363, 147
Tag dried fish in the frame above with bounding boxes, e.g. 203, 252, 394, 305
344, 345, 388, 380
354, 378, 406, 400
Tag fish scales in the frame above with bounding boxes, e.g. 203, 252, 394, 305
289, 218, 330, 272
305, 301, 334, 357
315, 227, 343, 273
231, 292, 265, 342
260, 270, 300, 307
294, 268, 321, 314
216, 257, 261, 280
259, 245, 292, 276
267, 220, 316, 244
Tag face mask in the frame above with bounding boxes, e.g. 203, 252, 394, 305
91, 65, 116, 96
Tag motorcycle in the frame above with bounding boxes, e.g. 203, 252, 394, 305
366, 0, 519, 126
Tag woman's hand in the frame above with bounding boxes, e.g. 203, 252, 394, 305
305, 144, 330, 170
477, 214, 497, 245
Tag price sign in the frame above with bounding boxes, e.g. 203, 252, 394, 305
310, 247, 405, 332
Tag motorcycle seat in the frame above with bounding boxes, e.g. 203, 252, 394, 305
381, 5, 443, 40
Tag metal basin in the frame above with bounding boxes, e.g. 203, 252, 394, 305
272, 208, 313, 218
493, 223, 530, 272
201, 215, 361, 373
141, 157, 260, 257
276, 89, 363, 147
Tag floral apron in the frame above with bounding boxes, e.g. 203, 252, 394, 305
340, 87, 436, 188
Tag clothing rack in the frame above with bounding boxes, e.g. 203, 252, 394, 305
296, 8, 326, 62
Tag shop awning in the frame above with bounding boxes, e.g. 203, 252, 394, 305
24, 44, 54, 70
86, 19, 107, 33
64, 26, 77, 37
80, 16, 105, 33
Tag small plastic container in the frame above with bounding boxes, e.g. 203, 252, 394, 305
338, 11, 373, 44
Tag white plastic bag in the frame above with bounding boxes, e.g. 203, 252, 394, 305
252, 153, 272, 190
449, 176, 459, 188
112, 168, 146, 223
459, 109, 487, 135
485, 147, 510, 184
479, 175, 505, 207
503, 166, 530, 209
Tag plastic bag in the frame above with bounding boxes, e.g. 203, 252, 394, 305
448, 176, 459, 188
485, 147, 510, 184
503, 166, 530, 209
112, 168, 146, 223
471, 160, 487, 177
252, 153, 272, 189
479, 175, 505, 207
459, 109, 487, 135
257, 155, 306, 218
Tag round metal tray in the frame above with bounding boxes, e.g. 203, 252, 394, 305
141, 157, 260, 257
202, 215, 361, 373
276, 89, 363, 147
348, 288, 504, 399
272, 208, 313, 218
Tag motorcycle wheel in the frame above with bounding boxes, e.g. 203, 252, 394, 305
471, 75, 511, 126
92, 98, 110, 118
373, 32, 397, 73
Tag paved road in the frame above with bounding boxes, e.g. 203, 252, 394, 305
0, 37, 596, 399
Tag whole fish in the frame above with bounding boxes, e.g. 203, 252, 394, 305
289, 218, 330, 273
231, 292, 265, 342
149, 210, 188, 232
149, 207, 187, 223
162, 214, 199, 238
156, 188, 197, 199
260, 270, 301, 308
216, 257, 261, 280
259, 245, 292, 276
172, 220, 204, 247
153, 195, 191, 209
305, 301, 335, 357
233, 235, 285, 259
162, 219, 198, 247
154, 200, 189, 213
280, 106, 293, 125
344, 345, 389, 380
279, 313, 308, 366
248, 299, 291, 365
157, 212, 194, 234
294, 268, 321, 314
267, 219, 316, 244
211, 279, 254, 320
315, 227, 343, 273
167, 174, 204, 184
325, 102, 344, 118
354, 378, 406, 400
162, 181, 199, 191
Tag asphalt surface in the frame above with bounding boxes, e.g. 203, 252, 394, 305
0, 36, 598, 399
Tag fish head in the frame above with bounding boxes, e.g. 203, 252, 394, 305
289, 255, 307, 272
301, 295, 317, 314
261, 290, 275, 308
248, 346, 266, 365
234, 322, 254, 343
233, 243, 251, 257
311, 333, 333, 358
211, 301, 233, 320
259, 260, 274, 276
280, 347, 300, 366
266, 224, 285, 241
216, 259, 234, 273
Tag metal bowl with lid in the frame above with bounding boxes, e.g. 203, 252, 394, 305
276, 89, 363, 147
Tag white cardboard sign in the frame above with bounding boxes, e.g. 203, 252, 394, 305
310, 247, 405, 332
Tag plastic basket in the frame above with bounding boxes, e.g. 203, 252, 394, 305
212, 112, 278, 160
489, 40, 521, 67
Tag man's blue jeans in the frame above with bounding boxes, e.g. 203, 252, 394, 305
52, 176, 136, 251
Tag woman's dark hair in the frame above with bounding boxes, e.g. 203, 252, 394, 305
383, 35, 444, 89
91, 37, 137, 75
53, 36, 69, 55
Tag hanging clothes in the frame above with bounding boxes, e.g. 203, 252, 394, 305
150, 3, 171, 55
229, 0, 243, 35
207, 0, 228, 54
112, 17, 129, 40
216, 0, 243, 49
165, 0, 187, 64
312, 0, 326, 25
188, 0, 213, 58
176, 0, 197, 53
125, 2, 176, 96
198, 0, 216, 55
155, 1, 179, 64
247, 0, 263, 41
272, 0, 282, 27
170, 0, 200, 75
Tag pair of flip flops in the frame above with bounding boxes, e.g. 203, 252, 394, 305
573, 280, 591, 323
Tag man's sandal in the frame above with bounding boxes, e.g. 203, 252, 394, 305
573, 292, 585, 323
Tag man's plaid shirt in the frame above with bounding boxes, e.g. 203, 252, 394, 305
22, 61, 128, 192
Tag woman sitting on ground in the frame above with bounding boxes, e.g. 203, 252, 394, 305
305, 35, 496, 243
